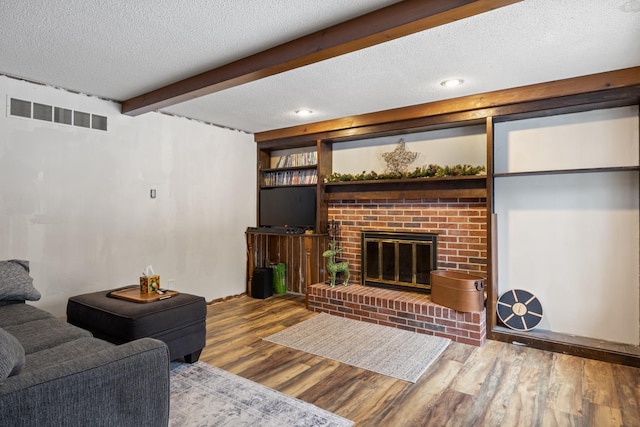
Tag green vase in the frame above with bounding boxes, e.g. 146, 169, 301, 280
273, 263, 286, 294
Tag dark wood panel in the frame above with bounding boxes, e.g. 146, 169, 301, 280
488, 326, 640, 368
486, 116, 497, 331
325, 188, 486, 200
493, 166, 639, 178
289, 236, 302, 294
490, 88, 640, 123
262, 165, 317, 173
310, 237, 329, 285
316, 139, 333, 232
257, 115, 488, 148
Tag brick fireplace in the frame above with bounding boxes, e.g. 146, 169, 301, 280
308, 197, 488, 346
329, 197, 487, 281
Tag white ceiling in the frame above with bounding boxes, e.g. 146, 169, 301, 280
1, 0, 639, 134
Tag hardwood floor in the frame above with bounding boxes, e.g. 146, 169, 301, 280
200, 294, 640, 427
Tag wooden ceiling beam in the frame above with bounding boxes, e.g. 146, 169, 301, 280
121, 0, 521, 116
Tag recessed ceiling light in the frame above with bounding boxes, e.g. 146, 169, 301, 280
295, 109, 313, 117
440, 79, 464, 88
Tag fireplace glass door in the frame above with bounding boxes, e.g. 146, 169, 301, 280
362, 231, 437, 292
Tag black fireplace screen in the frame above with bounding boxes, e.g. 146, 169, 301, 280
362, 231, 438, 292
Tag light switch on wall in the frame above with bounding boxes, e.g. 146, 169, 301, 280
150, 189, 156, 199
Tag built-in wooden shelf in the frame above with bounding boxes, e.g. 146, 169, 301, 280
493, 165, 639, 178
262, 164, 317, 173
323, 175, 487, 201
261, 184, 316, 189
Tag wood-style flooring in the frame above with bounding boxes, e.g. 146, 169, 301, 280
199, 294, 640, 427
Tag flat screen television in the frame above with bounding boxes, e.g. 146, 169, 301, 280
259, 186, 316, 230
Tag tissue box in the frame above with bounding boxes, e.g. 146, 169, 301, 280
140, 275, 160, 293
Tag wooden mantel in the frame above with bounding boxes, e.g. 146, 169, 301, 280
323, 175, 487, 200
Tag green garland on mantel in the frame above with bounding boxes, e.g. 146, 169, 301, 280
324, 164, 486, 183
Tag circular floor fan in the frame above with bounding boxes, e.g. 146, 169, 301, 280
497, 289, 543, 331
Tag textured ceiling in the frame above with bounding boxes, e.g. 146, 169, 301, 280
1, 0, 639, 134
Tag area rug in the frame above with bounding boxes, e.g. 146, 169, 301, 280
169, 361, 354, 427
263, 313, 450, 383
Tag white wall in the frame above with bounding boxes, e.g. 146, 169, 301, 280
332, 125, 486, 174
494, 106, 640, 344
0, 76, 256, 316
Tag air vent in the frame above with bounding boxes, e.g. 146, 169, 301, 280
33, 103, 52, 122
10, 98, 30, 118
8, 97, 107, 131
74, 111, 90, 128
92, 114, 107, 131
54, 107, 72, 125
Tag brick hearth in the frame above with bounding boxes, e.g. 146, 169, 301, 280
308, 283, 486, 346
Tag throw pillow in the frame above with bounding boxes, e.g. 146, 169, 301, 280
0, 260, 41, 301
0, 327, 26, 379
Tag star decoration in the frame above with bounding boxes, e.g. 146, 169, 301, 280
381, 139, 418, 175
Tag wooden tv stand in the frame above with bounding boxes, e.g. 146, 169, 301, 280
245, 230, 328, 306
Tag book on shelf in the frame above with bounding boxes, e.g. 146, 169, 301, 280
263, 169, 317, 186
273, 151, 317, 169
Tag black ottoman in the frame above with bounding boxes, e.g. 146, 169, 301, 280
67, 288, 207, 363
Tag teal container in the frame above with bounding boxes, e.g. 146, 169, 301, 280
273, 263, 286, 294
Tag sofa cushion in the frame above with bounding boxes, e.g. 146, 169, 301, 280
0, 327, 26, 379
23, 336, 114, 374
0, 303, 54, 328
0, 260, 41, 301
0, 300, 25, 307
4, 318, 92, 354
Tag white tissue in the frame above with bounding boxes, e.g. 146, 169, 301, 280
143, 265, 155, 277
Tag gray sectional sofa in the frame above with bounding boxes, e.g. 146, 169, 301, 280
0, 260, 170, 426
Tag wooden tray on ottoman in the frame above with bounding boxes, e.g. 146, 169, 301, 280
430, 270, 485, 312
109, 287, 179, 303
